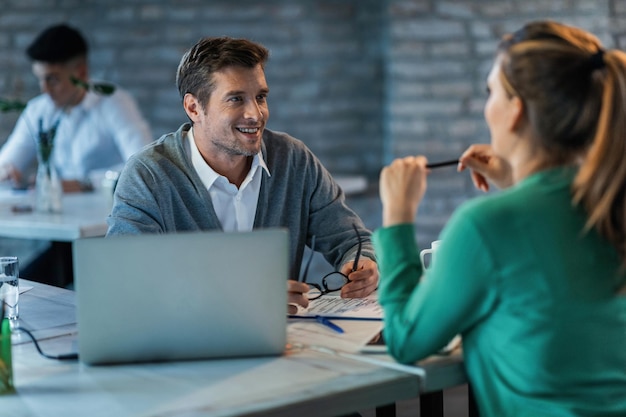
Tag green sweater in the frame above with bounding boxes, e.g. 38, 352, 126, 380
373, 167, 626, 416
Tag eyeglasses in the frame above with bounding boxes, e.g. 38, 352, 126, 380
300, 224, 363, 301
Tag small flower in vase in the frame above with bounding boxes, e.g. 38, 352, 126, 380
37, 118, 59, 169
1, 76, 115, 207
35, 118, 62, 213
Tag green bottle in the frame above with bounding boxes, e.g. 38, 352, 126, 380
0, 317, 14, 394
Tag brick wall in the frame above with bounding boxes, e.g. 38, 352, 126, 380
1, 0, 625, 263
386, 0, 622, 246
0, 1, 385, 178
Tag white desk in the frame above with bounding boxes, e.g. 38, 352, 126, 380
0, 188, 110, 241
6, 281, 472, 417
7, 281, 428, 417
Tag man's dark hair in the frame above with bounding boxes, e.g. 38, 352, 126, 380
26, 23, 88, 63
176, 36, 269, 107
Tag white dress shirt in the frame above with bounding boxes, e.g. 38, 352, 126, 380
0, 87, 152, 180
184, 127, 270, 232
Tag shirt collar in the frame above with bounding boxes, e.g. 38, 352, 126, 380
79, 90, 100, 110
58, 89, 99, 115
187, 127, 270, 191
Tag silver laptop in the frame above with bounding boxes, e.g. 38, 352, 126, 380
73, 229, 289, 365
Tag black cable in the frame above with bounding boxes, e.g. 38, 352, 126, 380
15, 326, 79, 361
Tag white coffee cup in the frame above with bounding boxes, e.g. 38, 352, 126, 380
420, 240, 442, 269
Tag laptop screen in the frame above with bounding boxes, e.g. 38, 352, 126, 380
73, 229, 289, 365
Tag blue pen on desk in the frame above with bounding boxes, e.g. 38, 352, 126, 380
315, 315, 344, 334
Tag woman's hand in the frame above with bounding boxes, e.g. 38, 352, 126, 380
458, 144, 513, 191
379, 155, 429, 227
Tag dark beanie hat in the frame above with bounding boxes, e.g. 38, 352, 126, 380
26, 23, 88, 63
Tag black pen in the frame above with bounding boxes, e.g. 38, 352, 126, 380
426, 159, 459, 169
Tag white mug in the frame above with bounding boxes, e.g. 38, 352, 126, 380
420, 240, 442, 270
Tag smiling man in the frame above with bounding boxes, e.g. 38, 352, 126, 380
107, 37, 379, 312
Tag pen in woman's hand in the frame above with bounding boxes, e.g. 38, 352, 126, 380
426, 159, 460, 169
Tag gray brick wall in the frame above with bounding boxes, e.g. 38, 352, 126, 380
1, 0, 625, 268
0, 1, 385, 179
386, 0, 623, 248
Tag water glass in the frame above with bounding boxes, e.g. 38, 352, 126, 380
0, 257, 19, 321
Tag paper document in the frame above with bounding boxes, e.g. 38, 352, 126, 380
287, 318, 383, 353
292, 292, 383, 320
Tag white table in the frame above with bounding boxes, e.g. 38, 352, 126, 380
0, 188, 110, 241
7, 281, 425, 417
0, 187, 111, 286
6, 281, 472, 417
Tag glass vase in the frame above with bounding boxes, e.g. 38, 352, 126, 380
35, 161, 62, 213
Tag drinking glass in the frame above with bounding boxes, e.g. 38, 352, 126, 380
0, 257, 19, 321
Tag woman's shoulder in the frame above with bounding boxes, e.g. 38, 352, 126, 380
447, 185, 539, 236
454, 189, 517, 218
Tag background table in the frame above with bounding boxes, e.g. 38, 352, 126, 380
0, 188, 111, 241
0, 188, 111, 287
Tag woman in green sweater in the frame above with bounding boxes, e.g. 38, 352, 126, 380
374, 21, 626, 416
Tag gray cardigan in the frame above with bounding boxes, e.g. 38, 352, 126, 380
107, 123, 375, 280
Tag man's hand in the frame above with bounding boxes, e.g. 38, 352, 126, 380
287, 279, 310, 315
0, 164, 25, 189
339, 258, 379, 298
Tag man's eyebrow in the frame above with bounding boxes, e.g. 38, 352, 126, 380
224, 88, 269, 96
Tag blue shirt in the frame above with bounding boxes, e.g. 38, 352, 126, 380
0, 86, 152, 180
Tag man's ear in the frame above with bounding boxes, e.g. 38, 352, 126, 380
509, 96, 526, 132
183, 93, 202, 123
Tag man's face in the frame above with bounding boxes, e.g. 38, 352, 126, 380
189, 64, 270, 158
32, 61, 84, 109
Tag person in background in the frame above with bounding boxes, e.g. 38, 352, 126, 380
0, 23, 153, 288
0, 23, 153, 192
374, 21, 626, 416
107, 36, 379, 312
